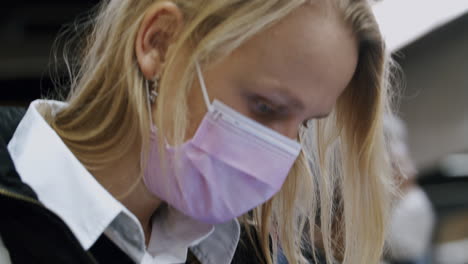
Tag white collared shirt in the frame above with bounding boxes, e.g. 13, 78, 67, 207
7, 100, 240, 264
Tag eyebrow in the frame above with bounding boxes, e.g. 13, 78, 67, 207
268, 89, 331, 120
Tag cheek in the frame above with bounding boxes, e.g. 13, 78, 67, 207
185, 73, 249, 139
205, 76, 252, 117
269, 120, 301, 140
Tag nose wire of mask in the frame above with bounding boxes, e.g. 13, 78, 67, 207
195, 61, 214, 112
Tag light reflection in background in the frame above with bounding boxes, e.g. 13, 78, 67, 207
373, 0, 468, 51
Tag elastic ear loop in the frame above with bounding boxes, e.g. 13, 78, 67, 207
195, 61, 213, 112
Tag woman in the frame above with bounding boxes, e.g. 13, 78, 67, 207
0, 0, 397, 263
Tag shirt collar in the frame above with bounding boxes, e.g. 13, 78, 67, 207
148, 205, 214, 263
8, 100, 124, 250
191, 219, 241, 264
7, 100, 240, 264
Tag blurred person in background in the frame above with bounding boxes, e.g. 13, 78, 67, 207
384, 115, 435, 264
0, 0, 398, 263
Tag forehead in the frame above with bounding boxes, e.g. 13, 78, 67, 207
229, 3, 358, 114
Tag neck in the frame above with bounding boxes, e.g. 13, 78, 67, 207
91, 148, 162, 243
120, 180, 162, 244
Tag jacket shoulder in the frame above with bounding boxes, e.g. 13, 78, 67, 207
0, 106, 26, 146
0, 106, 37, 199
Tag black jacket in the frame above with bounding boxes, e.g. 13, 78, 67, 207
0, 106, 265, 264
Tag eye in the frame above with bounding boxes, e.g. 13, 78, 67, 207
254, 99, 275, 115
247, 96, 283, 122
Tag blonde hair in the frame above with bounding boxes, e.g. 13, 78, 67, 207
52, 0, 398, 263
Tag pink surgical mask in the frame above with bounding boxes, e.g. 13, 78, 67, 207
143, 62, 301, 224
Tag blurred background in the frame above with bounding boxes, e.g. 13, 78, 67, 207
374, 1, 468, 263
1, 1, 467, 263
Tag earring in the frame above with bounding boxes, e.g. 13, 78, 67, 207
148, 76, 159, 104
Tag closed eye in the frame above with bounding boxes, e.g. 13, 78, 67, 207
247, 95, 288, 123
246, 93, 326, 128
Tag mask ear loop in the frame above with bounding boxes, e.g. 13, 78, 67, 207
195, 61, 213, 112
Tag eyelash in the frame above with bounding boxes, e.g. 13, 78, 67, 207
249, 97, 281, 121
248, 95, 313, 129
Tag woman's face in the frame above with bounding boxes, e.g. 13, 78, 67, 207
187, 4, 358, 140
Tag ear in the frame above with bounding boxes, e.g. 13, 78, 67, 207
135, 2, 183, 80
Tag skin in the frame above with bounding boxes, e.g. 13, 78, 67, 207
98, 1, 358, 244
186, 3, 358, 140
